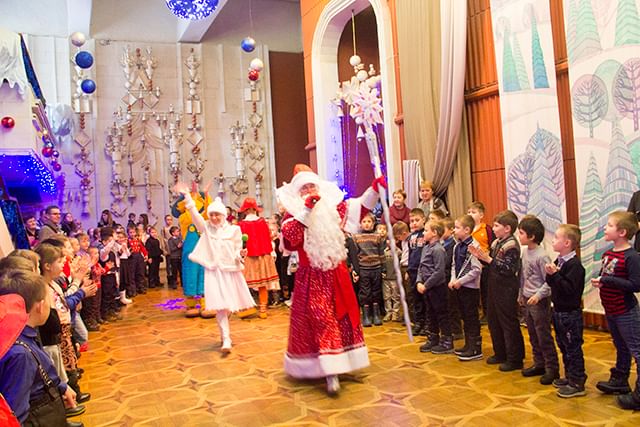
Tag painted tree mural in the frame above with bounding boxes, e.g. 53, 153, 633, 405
502, 24, 521, 92
572, 74, 608, 137
566, 0, 578, 63
615, 0, 640, 46
572, 0, 601, 63
512, 32, 530, 91
507, 152, 534, 217
595, 119, 639, 264
613, 57, 640, 131
529, 6, 550, 88
579, 152, 603, 281
527, 137, 562, 232
506, 125, 564, 228
595, 59, 624, 122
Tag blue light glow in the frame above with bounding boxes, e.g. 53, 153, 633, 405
0, 153, 58, 196
166, 0, 219, 20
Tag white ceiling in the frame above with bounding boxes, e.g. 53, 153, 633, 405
0, 0, 302, 46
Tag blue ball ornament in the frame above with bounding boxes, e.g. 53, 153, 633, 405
75, 51, 94, 69
81, 79, 96, 94
241, 37, 256, 53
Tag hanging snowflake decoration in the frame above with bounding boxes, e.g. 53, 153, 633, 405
349, 85, 384, 128
166, 0, 219, 20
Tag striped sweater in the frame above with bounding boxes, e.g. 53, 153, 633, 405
599, 247, 640, 316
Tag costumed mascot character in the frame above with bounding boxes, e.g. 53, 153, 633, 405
171, 182, 213, 318
277, 164, 385, 395
238, 197, 280, 319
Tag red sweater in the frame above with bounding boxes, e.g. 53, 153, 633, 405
389, 204, 410, 226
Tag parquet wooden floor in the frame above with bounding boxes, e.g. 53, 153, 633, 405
75, 288, 639, 426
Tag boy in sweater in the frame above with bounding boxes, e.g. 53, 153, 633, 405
592, 211, 640, 410
450, 215, 483, 361
352, 212, 385, 326
518, 216, 558, 385
470, 210, 524, 372
545, 224, 587, 398
407, 209, 427, 335
416, 220, 450, 354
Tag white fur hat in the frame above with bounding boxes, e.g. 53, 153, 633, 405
207, 197, 226, 215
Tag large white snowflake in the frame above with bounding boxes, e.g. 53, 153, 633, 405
349, 85, 383, 128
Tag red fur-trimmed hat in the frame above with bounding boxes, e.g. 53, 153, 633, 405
0, 294, 28, 358
238, 197, 262, 213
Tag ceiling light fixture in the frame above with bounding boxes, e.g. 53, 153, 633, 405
166, 0, 219, 20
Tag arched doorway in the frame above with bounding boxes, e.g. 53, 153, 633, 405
311, 0, 400, 192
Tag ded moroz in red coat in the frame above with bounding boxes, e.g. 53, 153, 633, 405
278, 168, 379, 378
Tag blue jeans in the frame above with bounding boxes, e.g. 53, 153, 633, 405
552, 309, 586, 385
607, 304, 640, 391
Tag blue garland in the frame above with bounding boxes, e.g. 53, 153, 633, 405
0, 153, 58, 196
166, 0, 219, 20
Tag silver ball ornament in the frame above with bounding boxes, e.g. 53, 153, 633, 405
357, 69, 368, 81
249, 58, 264, 72
349, 55, 361, 67
70, 32, 86, 47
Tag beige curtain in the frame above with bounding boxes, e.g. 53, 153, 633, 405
396, 0, 441, 207
397, 0, 473, 216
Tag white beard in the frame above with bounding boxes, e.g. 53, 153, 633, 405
303, 196, 347, 271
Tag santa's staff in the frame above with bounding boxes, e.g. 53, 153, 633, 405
350, 80, 414, 342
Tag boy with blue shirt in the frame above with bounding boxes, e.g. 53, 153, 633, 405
407, 208, 427, 335
0, 270, 77, 424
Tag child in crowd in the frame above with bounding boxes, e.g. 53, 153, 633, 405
145, 228, 163, 289
417, 180, 448, 218
470, 210, 524, 372
416, 221, 451, 354
389, 189, 410, 226
82, 247, 104, 331
517, 216, 558, 384
428, 209, 446, 224
116, 230, 133, 305
468, 201, 494, 322
168, 226, 183, 289
0, 271, 79, 424
449, 215, 483, 361
98, 227, 120, 321
544, 224, 587, 398
382, 233, 401, 322
392, 221, 411, 321
592, 211, 640, 410
178, 186, 255, 353
408, 208, 427, 335
352, 212, 386, 326
441, 217, 461, 339
127, 226, 148, 295
161, 214, 174, 284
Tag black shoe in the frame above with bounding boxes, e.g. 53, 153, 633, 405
596, 370, 631, 395
431, 335, 454, 354
499, 361, 523, 372
552, 378, 569, 388
361, 305, 372, 327
521, 365, 546, 377
557, 383, 586, 398
617, 391, 640, 410
540, 369, 560, 385
411, 323, 424, 336
66, 405, 86, 418
453, 342, 468, 356
458, 347, 483, 361
372, 303, 383, 326
67, 421, 84, 427
76, 392, 91, 403
486, 355, 504, 365
420, 334, 439, 353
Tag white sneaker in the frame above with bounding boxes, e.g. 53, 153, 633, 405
326, 375, 340, 395
119, 291, 132, 305
221, 339, 232, 354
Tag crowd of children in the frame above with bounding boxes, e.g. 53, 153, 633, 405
2, 176, 640, 424
341, 179, 640, 410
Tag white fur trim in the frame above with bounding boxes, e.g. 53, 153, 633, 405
293, 208, 311, 226
284, 345, 370, 378
276, 173, 344, 220
360, 187, 379, 210
343, 199, 362, 234
207, 197, 226, 215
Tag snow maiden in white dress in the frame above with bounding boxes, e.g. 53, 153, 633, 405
178, 186, 255, 353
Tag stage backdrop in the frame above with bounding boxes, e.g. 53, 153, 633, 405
564, 0, 640, 314
490, 0, 567, 239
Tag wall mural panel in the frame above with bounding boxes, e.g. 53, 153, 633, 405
490, 0, 567, 237
563, 0, 640, 314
